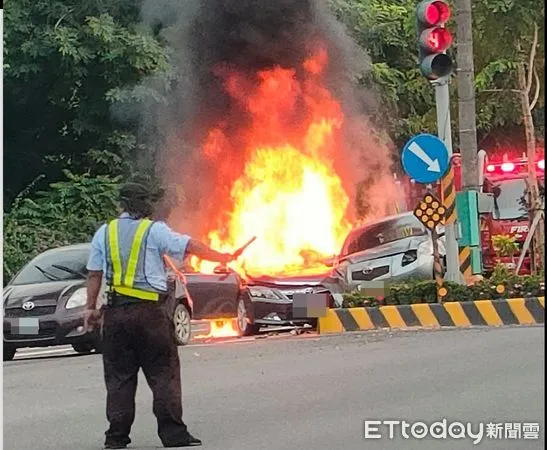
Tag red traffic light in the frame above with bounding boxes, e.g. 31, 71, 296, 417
420, 27, 453, 52
418, 0, 451, 26
417, 0, 450, 27
416, 0, 454, 80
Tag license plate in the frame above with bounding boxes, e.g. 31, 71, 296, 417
12, 318, 40, 335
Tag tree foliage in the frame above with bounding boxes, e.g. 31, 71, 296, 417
3, 0, 169, 204
3, 171, 121, 282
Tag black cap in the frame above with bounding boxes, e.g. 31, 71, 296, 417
118, 179, 164, 218
119, 181, 164, 202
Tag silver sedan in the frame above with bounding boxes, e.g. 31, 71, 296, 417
330, 212, 446, 291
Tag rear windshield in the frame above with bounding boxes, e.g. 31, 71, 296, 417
341, 215, 427, 257
10, 247, 90, 286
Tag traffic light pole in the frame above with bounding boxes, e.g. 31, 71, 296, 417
433, 77, 465, 284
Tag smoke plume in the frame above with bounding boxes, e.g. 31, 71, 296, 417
138, 0, 398, 239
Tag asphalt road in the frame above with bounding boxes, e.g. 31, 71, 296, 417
3, 327, 544, 450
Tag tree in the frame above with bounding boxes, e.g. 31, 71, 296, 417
3, 0, 170, 205
473, 0, 545, 271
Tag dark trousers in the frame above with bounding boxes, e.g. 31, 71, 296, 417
101, 301, 189, 446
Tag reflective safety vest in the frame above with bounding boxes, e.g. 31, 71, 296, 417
106, 218, 160, 301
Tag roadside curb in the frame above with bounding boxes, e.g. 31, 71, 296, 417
317, 297, 544, 334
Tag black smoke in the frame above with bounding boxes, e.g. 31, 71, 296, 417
137, 0, 397, 235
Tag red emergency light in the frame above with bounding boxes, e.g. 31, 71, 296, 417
484, 156, 545, 176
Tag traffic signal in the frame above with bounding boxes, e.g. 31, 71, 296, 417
416, 0, 453, 80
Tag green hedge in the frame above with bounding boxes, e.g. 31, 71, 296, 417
341, 266, 545, 308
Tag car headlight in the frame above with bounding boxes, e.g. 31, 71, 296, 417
248, 286, 285, 300
66, 287, 87, 309
401, 250, 418, 266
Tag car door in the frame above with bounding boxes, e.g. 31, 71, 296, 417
183, 272, 241, 320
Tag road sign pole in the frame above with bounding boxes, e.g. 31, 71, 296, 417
431, 227, 447, 302
433, 78, 465, 284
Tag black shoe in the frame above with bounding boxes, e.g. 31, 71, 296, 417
164, 433, 202, 447
104, 438, 130, 449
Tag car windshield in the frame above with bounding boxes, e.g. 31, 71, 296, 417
487, 178, 545, 220
340, 215, 427, 257
9, 247, 90, 286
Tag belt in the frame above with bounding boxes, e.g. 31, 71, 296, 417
107, 292, 168, 308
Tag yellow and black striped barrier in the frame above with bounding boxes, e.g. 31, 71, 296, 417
459, 246, 472, 281
318, 297, 544, 333
441, 162, 457, 224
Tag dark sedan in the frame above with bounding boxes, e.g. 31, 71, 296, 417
166, 265, 336, 343
3, 244, 101, 361
244, 273, 341, 330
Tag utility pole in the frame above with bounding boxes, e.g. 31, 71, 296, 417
450, 0, 484, 282
433, 78, 464, 284
454, 0, 479, 190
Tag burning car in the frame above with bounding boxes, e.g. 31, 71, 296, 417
244, 273, 341, 328
166, 259, 338, 344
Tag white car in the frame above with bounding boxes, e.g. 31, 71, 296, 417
331, 212, 446, 291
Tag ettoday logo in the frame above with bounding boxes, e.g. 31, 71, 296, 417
364, 419, 541, 444
364, 420, 484, 445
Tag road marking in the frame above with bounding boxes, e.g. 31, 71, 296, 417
13, 347, 77, 359
16, 345, 73, 354
409, 141, 440, 172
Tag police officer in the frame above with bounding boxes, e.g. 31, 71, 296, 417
84, 181, 235, 449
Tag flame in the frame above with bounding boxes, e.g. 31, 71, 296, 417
195, 47, 355, 276
193, 319, 240, 340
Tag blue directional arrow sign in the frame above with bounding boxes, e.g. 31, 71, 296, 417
401, 133, 450, 184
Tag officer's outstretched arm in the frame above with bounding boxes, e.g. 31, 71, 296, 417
186, 239, 234, 264
156, 222, 234, 264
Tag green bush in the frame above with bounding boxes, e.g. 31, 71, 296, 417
340, 272, 545, 308
3, 171, 121, 283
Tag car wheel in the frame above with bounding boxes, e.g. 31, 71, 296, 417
173, 303, 192, 346
3, 346, 16, 361
72, 343, 95, 354
236, 297, 260, 336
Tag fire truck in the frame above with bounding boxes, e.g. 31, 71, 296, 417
397, 149, 545, 275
